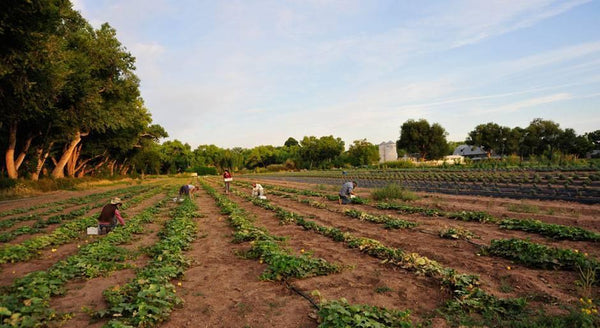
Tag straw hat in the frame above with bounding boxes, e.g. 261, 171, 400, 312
110, 197, 122, 205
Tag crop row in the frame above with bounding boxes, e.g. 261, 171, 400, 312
0, 183, 151, 219
0, 185, 166, 265
234, 182, 599, 283
249, 181, 600, 243
0, 184, 155, 230
0, 185, 159, 243
200, 180, 417, 327
218, 180, 526, 320
202, 182, 341, 281
266, 169, 600, 185
257, 173, 600, 203
0, 194, 169, 327
97, 195, 200, 327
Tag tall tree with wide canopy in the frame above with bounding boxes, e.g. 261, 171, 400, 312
50, 21, 141, 178
298, 135, 344, 169
522, 118, 562, 160
1, 0, 70, 178
466, 122, 511, 157
347, 139, 379, 166
397, 119, 449, 160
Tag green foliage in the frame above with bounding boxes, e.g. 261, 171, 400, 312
371, 184, 419, 201
317, 298, 412, 328
379, 160, 416, 169
347, 139, 380, 166
484, 239, 599, 273
188, 165, 218, 175
98, 197, 199, 327
0, 178, 17, 190
439, 227, 477, 240
343, 209, 417, 229
397, 119, 449, 160
447, 211, 496, 223
499, 219, 600, 241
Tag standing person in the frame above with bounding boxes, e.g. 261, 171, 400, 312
338, 181, 357, 205
251, 183, 265, 198
223, 169, 232, 194
98, 197, 125, 234
178, 184, 198, 199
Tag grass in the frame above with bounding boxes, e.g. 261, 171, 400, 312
375, 286, 394, 294
506, 203, 540, 214
371, 184, 419, 202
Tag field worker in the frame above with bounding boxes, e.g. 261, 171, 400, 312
98, 197, 125, 234
179, 184, 198, 199
338, 181, 357, 205
252, 183, 265, 198
223, 169, 232, 194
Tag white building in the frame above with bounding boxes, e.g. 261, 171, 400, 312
378, 141, 398, 163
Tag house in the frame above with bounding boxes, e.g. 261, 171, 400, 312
453, 144, 487, 159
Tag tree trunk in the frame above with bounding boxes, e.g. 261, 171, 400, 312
15, 134, 34, 170
5, 122, 18, 179
31, 142, 54, 181
108, 160, 116, 176
51, 131, 84, 178
66, 143, 82, 177
75, 151, 106, 176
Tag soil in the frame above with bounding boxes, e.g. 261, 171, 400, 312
0, 176, 598, 327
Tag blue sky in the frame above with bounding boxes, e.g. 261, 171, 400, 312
73, 0, 600, 149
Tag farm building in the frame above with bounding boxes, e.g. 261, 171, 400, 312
378, 141, 398, 163
453, 144, 487, 159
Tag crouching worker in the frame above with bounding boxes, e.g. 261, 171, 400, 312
252, 183, 266, 199
179, 184, 198, 199
98, 197, 125, 234
338, 181, 357, 205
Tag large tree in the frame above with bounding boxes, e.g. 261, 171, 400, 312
347, 139, 379, 166
466, 122, 511, 157
298, 135, 344, 169
397, 119, 449, 160
1, 0, 70, 178
51, 21, 142, 178
522, 118, 562, 160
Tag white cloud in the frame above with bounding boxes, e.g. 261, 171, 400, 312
475, 93, 573, 115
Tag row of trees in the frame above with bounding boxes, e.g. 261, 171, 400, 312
397, 118, 599, 161
136, 116, 600, 175
1, 0, 166, 180
150, 137, 380, 174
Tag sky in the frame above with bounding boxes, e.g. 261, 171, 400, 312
72, 0, 600, 149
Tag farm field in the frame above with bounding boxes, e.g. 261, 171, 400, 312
0, 175, 598, 327
252, 167, 600, 204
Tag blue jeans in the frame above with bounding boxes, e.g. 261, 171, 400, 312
339, 194, 351, 204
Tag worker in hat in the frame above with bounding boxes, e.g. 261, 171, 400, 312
98, 197, 125, 234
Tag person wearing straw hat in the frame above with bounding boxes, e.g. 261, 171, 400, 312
98, 197, 125, 234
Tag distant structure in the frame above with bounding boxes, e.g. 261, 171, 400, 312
453, 144, 487, 159
379, 141, 398, 163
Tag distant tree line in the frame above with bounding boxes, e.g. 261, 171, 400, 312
1, 0, 166, 180
396, 118, 599, 162
153, 137, 380, 174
